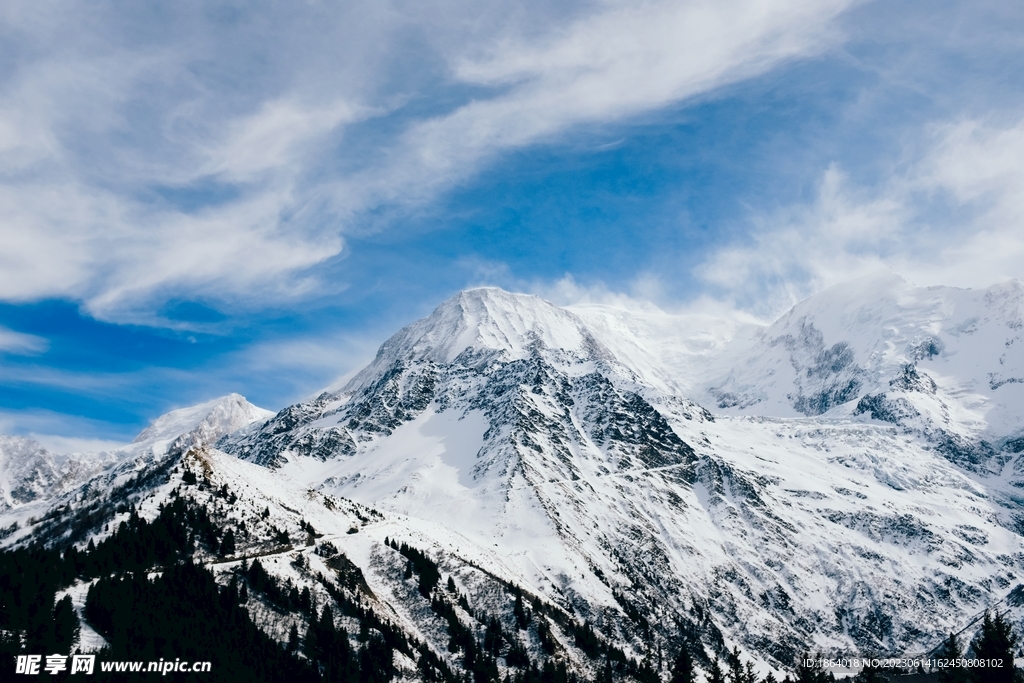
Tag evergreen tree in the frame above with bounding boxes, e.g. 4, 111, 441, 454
513, 592, 530, 630
936, 632, 968, 683
506, 635, 531, 668
484, 616, 505, 656
670, 642, 695, 683
304, 613, 321, 662
795, 654, 827, 683
707, 658, 725, 683
854, 659, 882, 683
574, 621, 600, 658
52, 594, 80, 652
970, 611, 1019, 683
538, 618, 556, 655
219, 528, 236, 557
728, 647, 744, 683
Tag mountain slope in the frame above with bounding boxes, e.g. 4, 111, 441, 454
0, 394, 271, 520
218, 282, 1024, 668
3, 278, 1024, 679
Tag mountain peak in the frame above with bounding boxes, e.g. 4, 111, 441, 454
132, 393, 272, 450
345, 287, 608, 390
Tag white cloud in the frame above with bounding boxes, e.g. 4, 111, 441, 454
696, 116, 1024, 314
0, 408, 136, 449
336, 0, 856, 210
201, 98, 369, 183
0, 326, 47, 355
234, 331, 382, 398
0, 180, 343, 319
0, 0, 858, 321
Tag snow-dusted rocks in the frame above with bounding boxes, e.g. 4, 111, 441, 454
0, 436, 121, 513
0, 394, 271, 517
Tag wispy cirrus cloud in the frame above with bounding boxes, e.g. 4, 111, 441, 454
330, 0, 857, 211
0, 326, 47, 355
0, 0, 859, 322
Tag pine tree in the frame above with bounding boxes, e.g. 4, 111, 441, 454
52, 595, 80, 652
670, 642, 695, 683
513, 592, 530, 630
707, 658, 725, 683
219, 528, 235, 557
969, 611, 1018, 683
795, 654, 825, 683
728, 647, 744, 683
936, 632, 968, 683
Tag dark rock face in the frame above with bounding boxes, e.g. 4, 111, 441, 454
574, 372, 697, 474
760, 320, 867, 416
889, 364, 937, 394
910, 338, 943, 361
854, 394, 919, 424
934, 433, 997, 470
792, 378, 861, 416
223, 361, 440, 467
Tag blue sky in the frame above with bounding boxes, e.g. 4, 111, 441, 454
2, 0, 1023, 449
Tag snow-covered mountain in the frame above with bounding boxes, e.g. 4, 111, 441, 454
706, 274, 1024, 470
216, 280, 1024, 663
0, 436, 119, 512
0, 393, 271, 517
133, 392, 275, 455
3, 276, 1024, 678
